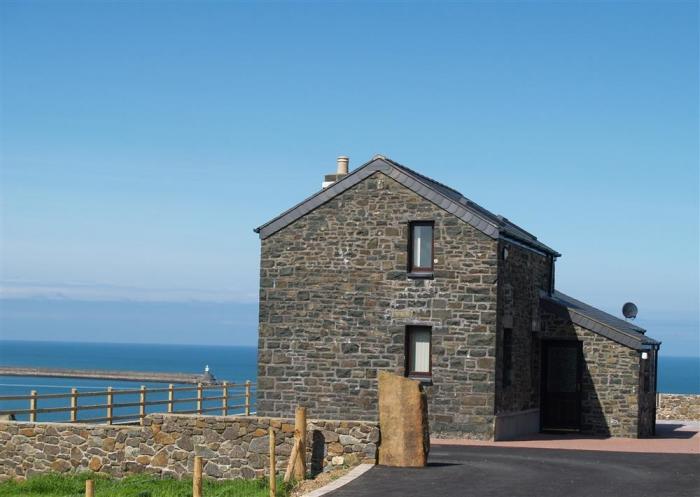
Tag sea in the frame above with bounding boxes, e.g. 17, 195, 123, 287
0, 340, 698, 422
0, 341, 258, 423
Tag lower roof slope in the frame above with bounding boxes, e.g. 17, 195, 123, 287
541, 290, 660, 351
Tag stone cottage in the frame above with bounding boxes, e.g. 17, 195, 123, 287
254, 155, 661, 439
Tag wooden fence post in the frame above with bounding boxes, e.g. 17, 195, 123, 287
294, 406, 306, 481
222, 381, 229, 416
106, 387, 113, 425
196, 383, 203, 415
70, 388, 78, 422
85, 479, 94, 497
167, 384, 174, 413
193, 455, 203, 497
269, 427, 276, 497
245, 380, 251, 415
29, 390, 37, 422
139, 386, 146, 425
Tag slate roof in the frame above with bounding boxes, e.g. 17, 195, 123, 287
541, 290, 661, 351
255, 155, 560, 257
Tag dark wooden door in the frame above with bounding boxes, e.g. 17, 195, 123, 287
541, 340, 582, 431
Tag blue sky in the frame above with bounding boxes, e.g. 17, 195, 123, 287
0, 1, 697, 354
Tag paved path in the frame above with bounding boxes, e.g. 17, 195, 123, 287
326, 444, 700, 497
432, 421, 700, 454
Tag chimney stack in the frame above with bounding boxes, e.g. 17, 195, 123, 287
336, 156, 349, 175
322, 156, 350, 188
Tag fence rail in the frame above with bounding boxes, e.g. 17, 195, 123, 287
0, 380, 255, 425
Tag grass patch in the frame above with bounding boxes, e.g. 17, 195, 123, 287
0, 473, 291, 497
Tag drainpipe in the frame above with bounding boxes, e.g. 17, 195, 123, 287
548, 255, 556, 295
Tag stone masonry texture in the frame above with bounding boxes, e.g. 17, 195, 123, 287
257, 172, 499, 439
540, 313, 645, 437
257, 168, 653, 439
637, 348, 658, 436
492, 242, 654, 437
657, 394, 700, 421
495, 241, 552, 415
0, 414, 379, 481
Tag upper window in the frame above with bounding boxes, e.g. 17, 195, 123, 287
409, 222, 434, 274
406, 326, 432, 377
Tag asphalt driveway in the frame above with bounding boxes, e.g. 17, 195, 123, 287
326, 445, 700, 497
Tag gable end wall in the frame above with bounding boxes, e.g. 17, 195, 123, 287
256, 172, 499, 438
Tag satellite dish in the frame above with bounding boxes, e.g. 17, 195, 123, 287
622, 302, 638, 320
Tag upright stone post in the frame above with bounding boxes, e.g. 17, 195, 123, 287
377, 372, 429, 467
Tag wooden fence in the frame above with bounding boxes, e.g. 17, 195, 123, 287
0, 380, 254, 425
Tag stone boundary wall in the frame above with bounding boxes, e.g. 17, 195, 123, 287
0, 413, 379, 481
657, 394, 700, 421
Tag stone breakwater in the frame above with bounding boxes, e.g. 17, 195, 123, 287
657, 394, 700, 421
0, 366, 215, 384
0, 413, 379, 481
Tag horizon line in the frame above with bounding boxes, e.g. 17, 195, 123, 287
0, 338, 258, 348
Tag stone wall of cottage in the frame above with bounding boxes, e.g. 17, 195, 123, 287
657, 394, 700, 421
495, 241, 552, 415
637, 348, 658, 436
539, 313, 641, 437
0, 414, 378, 481
257, 171, 500, 438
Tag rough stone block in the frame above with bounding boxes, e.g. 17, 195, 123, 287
377, 372, 429, 467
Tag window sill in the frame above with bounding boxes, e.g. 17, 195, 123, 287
408, 375, 433, 386
407, 272, 434, 280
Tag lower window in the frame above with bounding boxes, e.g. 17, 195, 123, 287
406, 326, 432, 377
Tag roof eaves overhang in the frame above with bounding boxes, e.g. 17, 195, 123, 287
499, 232, 561, 258
567, 308, 647, 351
